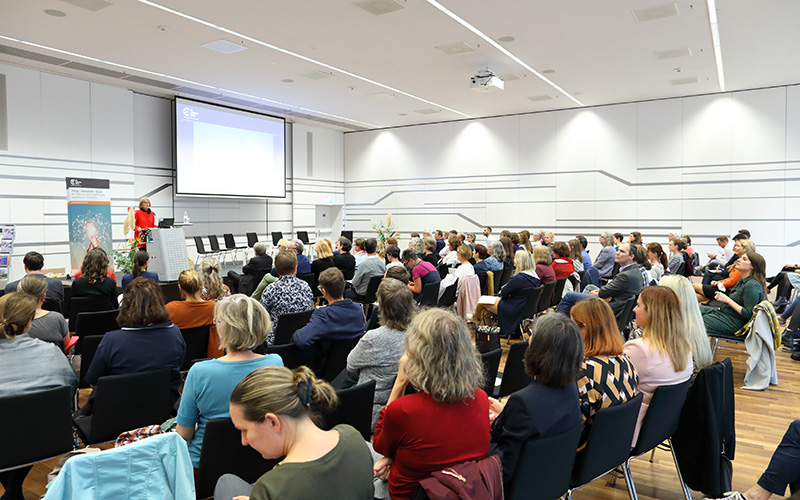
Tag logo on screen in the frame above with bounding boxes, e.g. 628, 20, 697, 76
69, 179, 82, 186
182, 107, 199, 119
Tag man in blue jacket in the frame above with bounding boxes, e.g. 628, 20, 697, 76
293, 267, 364, 348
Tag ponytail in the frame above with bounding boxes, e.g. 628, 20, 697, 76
132, 251, 149, 278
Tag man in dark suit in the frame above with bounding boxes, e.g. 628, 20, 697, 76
332, 236, 356, 280
556, 243, 643, 315
227, 241, 272, 295
4, 251, 65, 309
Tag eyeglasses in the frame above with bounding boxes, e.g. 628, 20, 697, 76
317, 285, 324, 292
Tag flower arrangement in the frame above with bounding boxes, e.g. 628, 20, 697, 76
111, 207, 139, 274
372, 212, 399, 245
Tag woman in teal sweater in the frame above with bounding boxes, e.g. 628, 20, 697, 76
700, 251, 767, 335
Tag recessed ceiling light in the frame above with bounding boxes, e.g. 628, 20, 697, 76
497, 36, 515, 43
398, 113, 408, 116
368, 92, 395, 100
632, 3, 679, 23
302, 70, 333, 80
573, 92, 584, 96
415, 108, 442, 115
58, 0, 113, 12
435, 41, 476, 56
353, 0, 406, 16
202, 39, 248, 54
654, 48, 692, 60
670, 76, 699, 86
281, 79, 294, 83
44, 9, 67, 16
528, 95, 553, 102
542, 69, 556, 74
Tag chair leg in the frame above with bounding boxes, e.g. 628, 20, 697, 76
711, 337, 719, 357
669, 438, 693, 500
623, 458, 638, 500
649, 447, 656, 462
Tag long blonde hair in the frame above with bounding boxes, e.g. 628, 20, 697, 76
200, 258, 225, 299
659, 275, 712, 369
639, 286, 691, 372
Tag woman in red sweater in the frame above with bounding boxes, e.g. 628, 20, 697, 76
372, 308, 490, 499
134, 197, 156, 248
550, 241, 575, 280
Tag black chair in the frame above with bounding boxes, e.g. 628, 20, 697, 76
506, 420, 584, 500
568, 393, 644, 497
535, 281, 557, 315
297, 231, 310, 244
196, 417, 280, 500
0, 386, 74, 473
73, 368, 172, 445
180, 325, 211, 371
194, 236, 215, 263
42, 298, 62, 312
267, 343, 316, 370
480, 348, 502, 396
160, 282, 183, 304
623, 379, 692, 500
493, 268, 508, 295
297, 273, 315, 290
359, 275, 383, 319
273, 309, 315, 346
78, 335, 104, 389
438, 281, 458, 308
246, 232, 259, 248
567, 274, 580, 294
437, 264, 450, 280
208, 235, 230, 264
518, 286, 543, 339
477, 273, 488, 296
418, 282, 439, 307
550, 277, 567, 308
498, 266, 514, 290
74, 308, 119, 351
675, 261, 686, 277
224, 233, 246, 263
271, 231, 283, 246
341, 230, 353, 242
497, 341, 531, 398
324, 380, 376, 441
320, 337, 362, 382
68, 296, 115, 333
616, 294, 639, 338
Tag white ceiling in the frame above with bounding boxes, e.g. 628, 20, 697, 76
1, 0, 799, 131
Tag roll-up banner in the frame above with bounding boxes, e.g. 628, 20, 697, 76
66, 177, 112, 275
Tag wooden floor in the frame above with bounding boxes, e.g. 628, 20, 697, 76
6, 340, 799, 499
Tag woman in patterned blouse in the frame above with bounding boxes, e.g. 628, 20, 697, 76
570, 297, 639, 445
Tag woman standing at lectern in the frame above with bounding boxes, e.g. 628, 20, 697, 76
134, 197, 157, 249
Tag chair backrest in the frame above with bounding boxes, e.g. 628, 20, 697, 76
480, 348, 502, 396
196, 417, 280, 499
499, 267, 514, 289
520, 287, 544, 320
89, 368, 172, 444
438, 264, 450, 280
498, 341, 532, 397
676, 261, 686, 277
273, 309, 315, 346
194, 236, 207, 253
438, 281, 458, 307
493, 269, 505, 295
160, 282, 183, 304
0, 386, 74, 470
208, 235, 221, 252
69, 297, 116, 332
324, 380, 377, 441
180, 325, 211, 371
79, 335, 104, 388
536, 280, 557, 314
363, 275, 383, 304
631, 379, 691, 456
506, 420, 583, 500
271, 231, 283, 246
42, 298, 61, 312
615, 294, 639, 333
223, 233, 237, 250
297, 273, 315, 290
246, 232, 259, 248
74, 309, 119, 342
320, 337, 362, 382
419, 282, 439, 307
572, 392, 644, 488
267, 343, 316, 370
477, 273, 488, 296
550, 277, 567, 307
297, 231, 310, 244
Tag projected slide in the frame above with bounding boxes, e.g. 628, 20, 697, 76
175, 98, 286, 198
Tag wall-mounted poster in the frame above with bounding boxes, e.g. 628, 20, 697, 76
66, 178, 112, 275
1, 226, 14, 240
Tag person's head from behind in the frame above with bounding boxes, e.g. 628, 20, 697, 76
254, 242, 267, 257
275, 250, 298, 276
630, 243, 649, 267
489, 240, 505, 261
201, 258, 226, 299
277, 238, 290, 252
290, 239, 305, 255
377, 279, 415, 331
410, 237, 424, 255
385, 244, 401, 262
229, 365, 338, 459
737, 239, 756, 256
315, 240, 333, 259
178, 269, 204, 297
18, 274, 48, 305
81, 248, 109, 283
647, 242, 667, 267
353, 238, 366, 253
500, 237, 514, 259
552, 241, 570, 259
514, 249, 535, 273
337, 237, 352, 254
117, 277, 169, 327
22, 251, 44, 272
634, 286, 690, 371
448, 235, 461, 251
0, 293, 37, 340
738, 229, 751, 239
318, 268, 345, 300
570, 298, 622, 358
385, 266, 410, 284
524, 313, 584, 387
533, 244, 552, 265
474, 244, 488, 261
214, 295, 271, 353
568, 239, 583, 261
456, 244, 472, 263
659, 275, 702, 324
403, 308, 483, 403
423, 236, 437, 253
364, 238, 378, 255
132, 250, 149, 277
576, 235, 588, 250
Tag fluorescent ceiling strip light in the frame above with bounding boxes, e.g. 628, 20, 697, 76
137, 0, 472, 119
424, 0, 584, 107
0, 35, 378, 128
705, 0, 726, 92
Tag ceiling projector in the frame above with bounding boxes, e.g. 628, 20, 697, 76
470, 68, 504, 92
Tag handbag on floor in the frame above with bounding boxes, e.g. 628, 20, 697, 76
475, 325, 501, 354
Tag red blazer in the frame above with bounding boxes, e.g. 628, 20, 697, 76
134, 209, 156, 231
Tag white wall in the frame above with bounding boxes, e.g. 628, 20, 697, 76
0, 62, 343, 280
344, 86, 800, 274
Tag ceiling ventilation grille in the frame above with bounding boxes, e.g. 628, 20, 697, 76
0, 44, 69, 66
62, 61, 127, 79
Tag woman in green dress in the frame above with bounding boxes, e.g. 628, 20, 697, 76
700, 250, 767, 336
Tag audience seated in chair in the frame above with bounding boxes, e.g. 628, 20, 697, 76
347, 279, 414, 431
402, 249, 440, 301
200, 258, 231, 301
3, 251, 65, 310
176, 294, 283, 470
488, 313, 583, 487
438, 245, 475, 299
70, 248, 118, 309
292, 268, 364, 349
270, 239, 311, 278
421, 236, 440, 268
660, 275, 714, 370
569, 298, 639, 446
700, 250, 767, 337
702, 233, 748, 285
260, 250, 313, 346
472, 244, 490, 275
227, 241, 272, 295
166, 269, 220, 358
631, 243, 653, 287
551, 241, 575, 281
473, 250, 539, 334
439, 235, 461, 267
500, 237, 516, 269
694, 239, 755, 304
594, 232, 617, 279
121, 250, 159, 290
214, 366, 374, 500
17, 274, 70, 349
484, 241, 506, 273
706, 235, 735, 272
533, 245, 556, 285
333, 236, 356, 279
345, 238, 385, 302
310, 240, 335, 286
624, 286, 693, 444
647, 242, 668, 284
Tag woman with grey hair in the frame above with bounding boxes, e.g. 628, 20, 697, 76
465, 233, 477, 249
484, 240, 505, 272
409, 236, 424, 258
421, 236, 439, 267
594, 231, 617, 278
